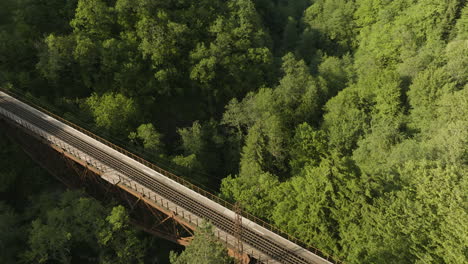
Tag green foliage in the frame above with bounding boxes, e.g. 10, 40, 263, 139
136, 10, 189, 87
238, 109, 287, 176
171, 121, 208, 176
444, 39, 468, 85
354, 0, 463, 74
318, 54, 353, 98
178, 121, 204, 156
85, 92, 137, 134
221, 53, 323, 180
129, 123, 164, 154
322, 87, 371, 155
303, 0, 357, 53
172, 154, 203, 172
221, 172, 279, 218
174, 120, 225, 177
271, 158, 351, 253
23, 191, 107, 263
252, 0, 309, 54
98, 206, 146, 264
352, 161, 468, 264
25, 219, 72, 263
275, 53, 322, 124
289, 123, 328, 173
70, 0, 113, 38
169, 222, 231, 264
1, 0, 468, 263
22, 191, 146, 264
426, 86, 468, 165
407, 66, 456, 133
190, 0, 273, 101
37, 34, 76, 83
138, 15, 185, 64
455, 4, 468, 39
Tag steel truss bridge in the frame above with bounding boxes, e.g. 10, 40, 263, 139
0, 90, 341, 264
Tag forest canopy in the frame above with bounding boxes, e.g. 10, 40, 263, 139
0, 0, 467, 263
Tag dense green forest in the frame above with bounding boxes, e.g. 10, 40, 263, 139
0, 0, 467, 263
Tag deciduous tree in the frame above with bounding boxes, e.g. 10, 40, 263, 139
169, 222, 231, 264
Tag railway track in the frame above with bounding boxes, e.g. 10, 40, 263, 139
0, 95, 320, 264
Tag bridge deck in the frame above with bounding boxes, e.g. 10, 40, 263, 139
0, 91, 334, 264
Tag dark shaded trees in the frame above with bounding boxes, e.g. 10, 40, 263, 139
23, 191, 147, 264
169, 222, 232, 264
190, 0, 274, 108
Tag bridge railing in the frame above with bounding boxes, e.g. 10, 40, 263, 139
0, 87, 344, 264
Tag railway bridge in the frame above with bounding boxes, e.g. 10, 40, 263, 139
0, 90, 340, 264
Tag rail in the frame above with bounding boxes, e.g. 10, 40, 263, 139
0, 86, 343, 264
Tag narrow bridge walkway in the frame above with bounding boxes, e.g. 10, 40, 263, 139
0, 91, 338, 264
